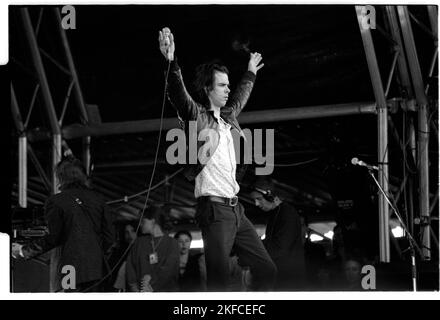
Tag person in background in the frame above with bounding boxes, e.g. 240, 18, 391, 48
174, 230, 207, 291
11, 157, 116, 292
125, 205, 179, 292
112, 221, 138, 292
340, 257, 363, 290
250, 176, 306, 290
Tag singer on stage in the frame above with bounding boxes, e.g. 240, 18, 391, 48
159, 27, 276, 291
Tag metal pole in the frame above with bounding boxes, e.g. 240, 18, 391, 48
384, 7, 418, 240
11, 84, 27, 208
427, 6, 438, 39
408, 116, 417, 237
83, 136, 91, 175
59, 79, 75, 126
408, 12, 436, 40
28, 102, 378, 141
19, 137, 28, 208
24, 84, 40, 128
10, 84, 25, 134
426, 6, 438, 95
356, 5, 391, 262
39, 47, 72, 76
20, 8, 60, 135
52, 134, 62, 195
385, 6, 414, 99
53, 8, 92, 173
397, 5, 431, 260
35, 7, 43, 35
425, 49, 438, 95
53, 7, 88, 123
384, 51, 399, 98
430, 188, 439, 215
50, 134, 61, 289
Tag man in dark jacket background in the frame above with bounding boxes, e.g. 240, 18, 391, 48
12, 157, 116, 292
250, 177, 307, 290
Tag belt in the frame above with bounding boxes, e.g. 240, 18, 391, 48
200, 195, 238, 206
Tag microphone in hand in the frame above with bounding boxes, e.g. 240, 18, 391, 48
163, 30, 170, 46
159, 27, 174, 61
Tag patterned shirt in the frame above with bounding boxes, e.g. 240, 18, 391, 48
195, 116, 240, 198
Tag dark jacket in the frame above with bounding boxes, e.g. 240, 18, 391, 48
264, 202, 305, 271
24, 187, 115, 285
178, 252, 205, 292
125, 234, 180, 292
167, 58, 256, 181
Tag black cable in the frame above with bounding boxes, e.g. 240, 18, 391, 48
273, 157, 320, 167
81, 60, 172, 292
105, 167, 183, 205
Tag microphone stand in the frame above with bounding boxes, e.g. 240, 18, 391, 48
366, 168, 422, 292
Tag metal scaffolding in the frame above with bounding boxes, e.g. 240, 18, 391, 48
10, 5, 438, 289
12, 7, 94, 292
397, 6, 433, 260
355, 5, 391, 262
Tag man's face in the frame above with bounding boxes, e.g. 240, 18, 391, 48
250, 191, 273, 212
207, 71, 230, 108
124, 224, 137, 243
176, 234, 191, 255
344, 260, 362, 283
141, 218, 155, 235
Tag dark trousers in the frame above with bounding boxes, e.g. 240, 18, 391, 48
196, 198, 277, 291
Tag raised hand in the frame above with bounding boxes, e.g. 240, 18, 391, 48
158, 27, 175, 61
248, 52, 264, 75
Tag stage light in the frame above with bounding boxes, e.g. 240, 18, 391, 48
309, 234, 324, 242
324, 230, 334, 239
391, 226, 405, 238
190, 239, 204, 249
261, 234, 266, 240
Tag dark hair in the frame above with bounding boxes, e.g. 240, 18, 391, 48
174, 230, 192, 241
193, 61, 229, 107
56, 157, 89, 190
252, 176, 276, 201
142, 205, 173, 232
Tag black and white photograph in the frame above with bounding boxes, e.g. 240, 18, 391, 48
6, 2, 439, 298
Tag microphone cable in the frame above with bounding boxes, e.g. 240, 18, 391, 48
81, 59, 172, 292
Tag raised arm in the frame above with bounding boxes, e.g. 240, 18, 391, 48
159, 27, 198, 121
226, 52, 264, 117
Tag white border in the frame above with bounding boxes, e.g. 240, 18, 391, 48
3, 0, 439, 300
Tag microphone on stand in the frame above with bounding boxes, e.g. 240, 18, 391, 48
351, 157, 379, 171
